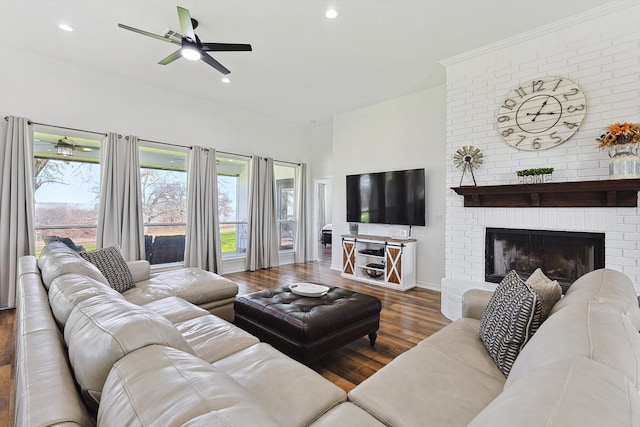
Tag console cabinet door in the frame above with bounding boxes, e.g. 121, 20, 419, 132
385, 246, 402, 285
342, 240, 356, 275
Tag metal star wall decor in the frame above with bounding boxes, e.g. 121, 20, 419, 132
453, 146, 483, 186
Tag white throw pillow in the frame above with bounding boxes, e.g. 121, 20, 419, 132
525, 268, 562, 320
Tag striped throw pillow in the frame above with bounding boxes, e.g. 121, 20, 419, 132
80, 246, 136, 293
479, 270, 543, 376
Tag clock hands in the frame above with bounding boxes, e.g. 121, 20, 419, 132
527, 97, 552, 122
527, 112, 557, 117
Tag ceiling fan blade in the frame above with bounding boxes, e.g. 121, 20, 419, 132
200, 43, 252, 52
201, 52, 230, 75
118, 24, 180, 45
176, 6, 196, 41
158, 49, 183, 65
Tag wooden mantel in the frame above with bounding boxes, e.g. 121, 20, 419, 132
452, 178, 640, 208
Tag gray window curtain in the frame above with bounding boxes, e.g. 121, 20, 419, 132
0, 116, 35, 308
184, 146, 222, 273
246, 156, 279, 271
295, 163, 309, 263
96, 133, 145, 260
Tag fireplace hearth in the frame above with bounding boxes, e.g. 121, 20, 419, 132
485, 228, 605, 292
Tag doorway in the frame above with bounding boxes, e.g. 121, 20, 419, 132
314, 178, 332, 264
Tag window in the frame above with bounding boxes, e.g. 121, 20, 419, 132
217, 155, 249, 258
33, 129, 102, 255
139, 143, 188, 265
274, 163, 297, 251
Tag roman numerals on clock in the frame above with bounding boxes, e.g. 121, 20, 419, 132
497, 77, 586, 151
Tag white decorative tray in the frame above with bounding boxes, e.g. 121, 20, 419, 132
289, 283, 330, 297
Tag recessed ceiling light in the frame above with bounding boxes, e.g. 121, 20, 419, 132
221, 77, 231, 84
58, 23, 74, 32
325, 8, 338, 19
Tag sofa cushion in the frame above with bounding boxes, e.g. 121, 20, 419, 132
174, 314, 259, 363
151, 268, 238, 305
479, 270, 543, 376
64, 294, 194, 406
348, 318, 505, 427
15, 271, 94, 427
121, 277, 177, 304
141, 296, 210, 324
549, 268, 640, 329
123, 268, 239, 308
98, 345, 280, 427
525, 268, 562, 319
40, 249, 109, 290
505, 299, 640, 388
38, 241, 78, 269
80, 245, 136, 293
213, 343, 346, 427
468, 357, 640, 427
48, 273, 124, 329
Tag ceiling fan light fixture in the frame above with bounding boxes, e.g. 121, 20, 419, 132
56, 137, 74, 156
181, 44, 201, 61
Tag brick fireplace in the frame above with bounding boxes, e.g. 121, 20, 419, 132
440, 7, 640, 320
440, 205, 638, 320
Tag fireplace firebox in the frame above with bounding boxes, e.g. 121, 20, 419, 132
485, 228, 605, 293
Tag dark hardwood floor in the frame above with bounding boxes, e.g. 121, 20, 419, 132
227, 245, 451, 391
0, 245, 450, 424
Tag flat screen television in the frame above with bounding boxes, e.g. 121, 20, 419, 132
346, 168, 426, 226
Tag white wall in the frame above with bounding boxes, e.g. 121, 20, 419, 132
309, 122, 334, 179
442, 4, 640, 293
0, 45, 310, 161
331, 85, 447, 289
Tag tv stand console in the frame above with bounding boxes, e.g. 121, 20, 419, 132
341, 234, 417, 291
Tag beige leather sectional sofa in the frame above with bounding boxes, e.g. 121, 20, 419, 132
15, 241, 640, 426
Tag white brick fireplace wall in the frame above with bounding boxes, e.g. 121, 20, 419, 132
440, 2, 640, 319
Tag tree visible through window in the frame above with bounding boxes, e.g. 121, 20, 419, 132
139, 143, 188, 265
32, 130, 101, 254
217, 156, 249, 258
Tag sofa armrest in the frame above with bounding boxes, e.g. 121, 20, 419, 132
127, 260, 150, 282
462, 289, 493, 320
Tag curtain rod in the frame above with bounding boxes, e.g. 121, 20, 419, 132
127, 136, 298, 164
4, 117, 301, 165
128, 135, 235, 154
274, 159, 301, 166
4, 116, 112, 137
126, 135, 180, 148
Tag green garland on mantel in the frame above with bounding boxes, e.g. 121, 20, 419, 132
516, 167, 554, 177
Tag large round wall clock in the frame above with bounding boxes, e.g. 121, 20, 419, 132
497, 76, 586, 151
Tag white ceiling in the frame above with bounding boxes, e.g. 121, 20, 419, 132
0, 0, 613, 126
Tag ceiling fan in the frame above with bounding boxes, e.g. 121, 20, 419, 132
44, 137, 98, 156
118, 6, 252, 75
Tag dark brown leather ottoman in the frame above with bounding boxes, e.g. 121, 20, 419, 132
234, 285, 382, 364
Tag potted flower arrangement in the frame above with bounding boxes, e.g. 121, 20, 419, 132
596, 122, 640, 149
516, 167, 554, 184
596, 122, 640, 179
